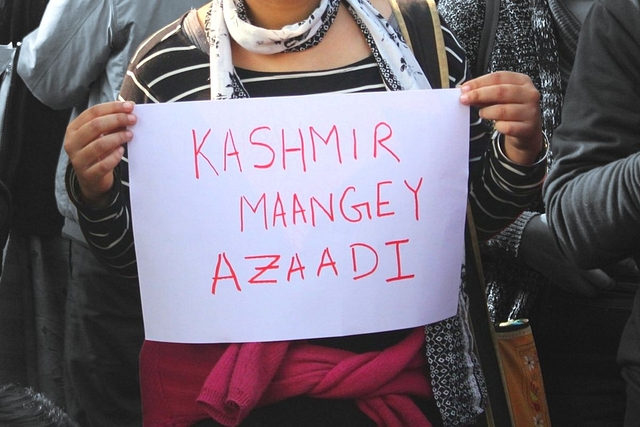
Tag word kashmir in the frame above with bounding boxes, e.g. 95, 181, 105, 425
189, 120, 427, 294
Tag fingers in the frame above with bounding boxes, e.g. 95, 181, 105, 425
78, 136, 126, 178
65, 100, 135, 175
461, 71, 534, 95
65, 101, 136, 162
64, 101, 137, 206
581, 268, 617, 291
460, 71, 543, 164
478, 103, 540, 138
459, 72, 540, 114
67, 100, 135, 132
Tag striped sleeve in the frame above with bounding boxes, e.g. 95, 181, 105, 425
118, 16, 211, 104
66, 162, 139, 279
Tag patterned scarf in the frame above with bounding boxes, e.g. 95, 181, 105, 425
204, 0, 431, 100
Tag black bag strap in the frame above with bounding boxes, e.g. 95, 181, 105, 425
388, 2, 513, 425
476, 0, 501, 77
389, 0, 449, 89
0, 43, 21, 192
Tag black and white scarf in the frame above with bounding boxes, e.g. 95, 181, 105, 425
205, 0, 431, 100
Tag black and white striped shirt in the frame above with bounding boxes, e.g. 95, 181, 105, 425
68, 10, 547, 280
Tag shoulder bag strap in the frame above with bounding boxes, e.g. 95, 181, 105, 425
476, 0, 501, 77
389, 0, 448, 88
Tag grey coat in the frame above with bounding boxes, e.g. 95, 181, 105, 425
17, 0, 204, 243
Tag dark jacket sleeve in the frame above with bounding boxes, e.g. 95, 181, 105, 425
543, 0, 640, 268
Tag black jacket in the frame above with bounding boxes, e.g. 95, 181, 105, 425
0, 0, 70, 236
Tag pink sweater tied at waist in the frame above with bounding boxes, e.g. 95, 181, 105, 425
198, 327, 432, 426
140, 327, 433, 426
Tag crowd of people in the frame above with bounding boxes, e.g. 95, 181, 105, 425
0, 0, 637, 426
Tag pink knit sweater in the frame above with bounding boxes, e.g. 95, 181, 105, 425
140, 327, 433, 426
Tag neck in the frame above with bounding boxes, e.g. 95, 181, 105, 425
244, 0, 323, 29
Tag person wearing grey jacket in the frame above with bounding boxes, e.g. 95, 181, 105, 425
17, 1, 203, 425
543, 0, 640, 424
0, 0, 71, 410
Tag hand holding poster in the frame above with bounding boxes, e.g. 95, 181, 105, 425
128, 89, 469, 343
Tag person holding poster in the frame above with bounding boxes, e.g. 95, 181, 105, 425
62, 0, 548, 426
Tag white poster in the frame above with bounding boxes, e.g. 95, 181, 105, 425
128, 89, 469, 343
